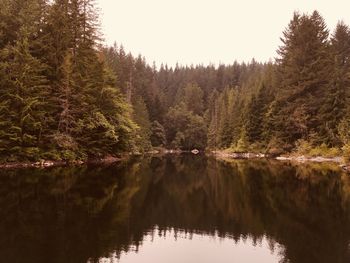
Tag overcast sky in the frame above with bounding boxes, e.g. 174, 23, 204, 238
98, 0, 350, 67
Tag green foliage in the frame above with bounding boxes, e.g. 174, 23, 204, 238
265, 136, 287, 156
342, 143, 350, 162
274, 11, 331, 144
178, 83, 204, 115
0, 0, 138, 161
319, 22, 350, 146
309, 145, 340, 158
338, 117, 350, 145
338, 117, 350, 161
172, 131, 185, 149
295, 139, 341, 157
1, 5, 350, 162
0, 29, 49, 159
295, 139, 313, 155
207, 87, 244, 149
151, 121, 166, 147
245, 93, 264, 143
183, 114, 207, 150
132, 96, 152, 152
204, 11, 350, 161
229, 127, 250, 152
165, 102, 207, 150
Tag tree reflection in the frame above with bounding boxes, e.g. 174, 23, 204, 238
0, 156, 350, 263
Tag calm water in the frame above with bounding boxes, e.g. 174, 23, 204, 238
1, 155, 350, 263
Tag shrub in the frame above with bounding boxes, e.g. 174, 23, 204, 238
295, 140, 340, 157
266, 136, 287, 156
342, 143, 350, 162
295, 139, 313, 155
308, 144, 340, 157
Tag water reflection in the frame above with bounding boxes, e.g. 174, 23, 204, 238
0, 155, 350, 263
99, 228, 284, 263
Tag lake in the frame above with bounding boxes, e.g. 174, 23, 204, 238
1, 154, 350, 263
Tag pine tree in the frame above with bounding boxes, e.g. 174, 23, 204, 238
165, 102, 207, 150
245, 95, 263, 143
275, 11, 331, 145
132, 96, 152, 152
245, 83, 273, 146
207, 89, 219, 149
320, 22, 350, 145
0, 0, 140, 160
0, 3, 50, 160
150, 121, 166, 147
181, 84, 204, 115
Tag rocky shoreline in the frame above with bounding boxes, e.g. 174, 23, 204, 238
211, 150, 350, 173
0, 155, 126, 169
275, 155, 343, 163
0, 149, 192, 170
0, 160, 74, 169
211, 151, 266, 159
1, 150, 350, 173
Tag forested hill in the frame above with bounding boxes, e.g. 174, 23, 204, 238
1, 1, 350, 162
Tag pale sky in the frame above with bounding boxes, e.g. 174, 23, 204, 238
98, 0, 350, 67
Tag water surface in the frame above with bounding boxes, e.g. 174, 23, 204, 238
1, 155, 350, 263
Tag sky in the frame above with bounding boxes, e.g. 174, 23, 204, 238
98, 0, 350, 67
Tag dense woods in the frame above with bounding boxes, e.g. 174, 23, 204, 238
1, 0, 350, 162
0, 0, 137, 161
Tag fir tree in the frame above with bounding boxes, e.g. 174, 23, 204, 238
150, 121, 166, 147
0, 29, 49, 160
320, 22, 350, 145
275, 11, 331, 145
132, 96, 152, 152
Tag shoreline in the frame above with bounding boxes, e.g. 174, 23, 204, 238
0, 155, 128, 170
1, 149, 350, 173
211, 150, 350, 173
0, 149, 188, 169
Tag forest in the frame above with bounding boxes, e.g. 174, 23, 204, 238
1, 0, 350, 162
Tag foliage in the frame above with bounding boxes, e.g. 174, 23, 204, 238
165, 103, 207, 150
338, 117, 350, 161
150, 121, 166, 147
338, 117, 350, 145
295, 139, 341, 157
1, 5, 350, 161
342, 143, 350, 162
131, 96, 152, 152
229, 127, 250, 152
0, 0, 138, 161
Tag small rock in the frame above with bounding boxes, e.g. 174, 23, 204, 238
43, 161, 54, 167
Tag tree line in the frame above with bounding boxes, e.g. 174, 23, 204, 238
0, 0, 138, 161
1, 1, 350, 161
104, 11, 350, 158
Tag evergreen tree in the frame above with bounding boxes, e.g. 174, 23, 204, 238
2, 4, 350, 161
245, 95, 263, 143
132, 96, 152, 152
275, 11, 331, 145
181, 83, 204, 115
150, 121, 166, 147
0, 1, 50, 160
207, 89, 220, 149
320, 22, 350, 145
165, 102, 207, 150
0, 0, 139, 160
245, 83, 272, 145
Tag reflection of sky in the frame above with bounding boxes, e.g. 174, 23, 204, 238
94, 227, 284, 263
